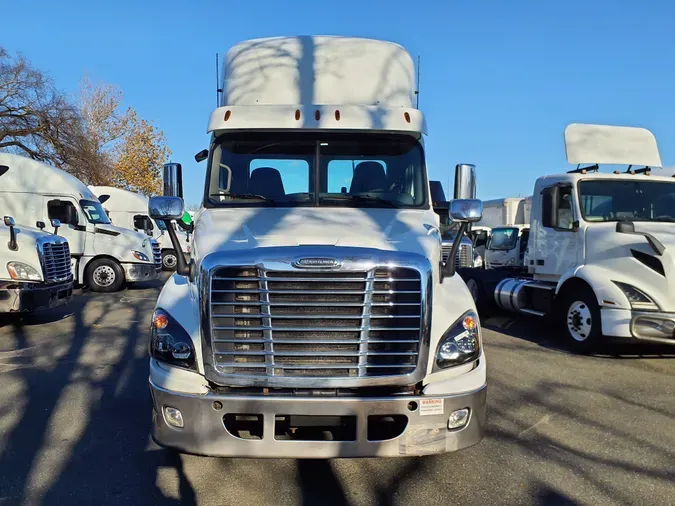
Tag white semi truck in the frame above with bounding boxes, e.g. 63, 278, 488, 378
147, 36, 486, 458
0, 154, 161, 292
461, 123, 675, 350
479, 197, 531, 269
0, 216, 73, 313
89, 185, 191, 271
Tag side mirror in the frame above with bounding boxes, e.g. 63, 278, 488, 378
36, 221, 46, 230
195, 149, 209, 163
149, 196, 185, 220
542, 186, 559, 229
615, 221, 635, 234
449, 199, 483, 223
163, 163, 184, 198
4, 216, 17, 251
149, 196, 190, 277
453, 164, 476, 200
442, 200, 483, 281
65, 206, 78, 226
51, 219, 61, 234
98, 194, 110, 204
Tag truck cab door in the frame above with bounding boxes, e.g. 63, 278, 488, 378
45, 197, 87, 256
533, 184, 581, 277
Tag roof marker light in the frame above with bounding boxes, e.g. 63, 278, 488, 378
295, 109, 301, 121
315, 110, 321, 121
224, 110, 231, 121
335, 110, 340, 121
404, 112, 411, 123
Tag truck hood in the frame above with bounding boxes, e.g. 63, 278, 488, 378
585, 221, 675, 310
93, 223, 154, 258
193, 207, 442, 261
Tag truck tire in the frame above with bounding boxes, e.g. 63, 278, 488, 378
162, 250, 178, 271
559, 286, 602, 352
87, 258, 124, 293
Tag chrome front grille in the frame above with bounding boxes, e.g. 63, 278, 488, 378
442, 243, 473, 268
151, 240, 161, 270
42, 241, 72, 283
208, 266, 422, 380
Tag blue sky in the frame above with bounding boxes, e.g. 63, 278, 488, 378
3, 0, 674, 206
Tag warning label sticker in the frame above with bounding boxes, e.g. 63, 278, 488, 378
419, 398, 444, 416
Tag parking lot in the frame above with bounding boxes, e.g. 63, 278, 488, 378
0, 275, 673, 506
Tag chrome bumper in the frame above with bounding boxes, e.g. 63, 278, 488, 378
0, 280, 73, 313
122, 262, 160, 282
631, 311, 675, 343
150, 382, 486, 458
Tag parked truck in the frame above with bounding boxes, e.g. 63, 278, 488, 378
0, 216, 73, 313
0, 154, 161, 292
89, 185, 191, 271
478, 197, 531, 269
147, 36, 486, 458
461, 123, 675, 350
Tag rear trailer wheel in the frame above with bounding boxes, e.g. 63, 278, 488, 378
87, 258, 124, 293
162, 250, 178, 271
559, 287, 602, 352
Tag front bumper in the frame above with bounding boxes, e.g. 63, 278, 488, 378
150, 381, 486, 458
601, 308, 675, 344
122, 262, 160, 282
0, 279, 73, 313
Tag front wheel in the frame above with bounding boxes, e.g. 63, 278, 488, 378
87, 258, 124, 293
559, 287, 602, 352
162, 250, 178, 271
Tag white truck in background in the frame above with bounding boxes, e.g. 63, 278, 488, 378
0, 154, 161, 292
89, 185, 191, 271
478, 197, 531, 269
461, 123, 675, 350
0, 216, 73, 313
147, 36, 486, 458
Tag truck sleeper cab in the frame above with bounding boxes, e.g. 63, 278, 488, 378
148, 36, 487, 458
1, 217, 73, 313
0, 154, 161, 292
462, 124, 675, 349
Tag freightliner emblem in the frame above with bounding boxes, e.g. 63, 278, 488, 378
293, 257, 341, 268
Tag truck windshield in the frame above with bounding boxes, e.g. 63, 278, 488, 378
80, 200, 111, 224
206, 132, 427, 209
579, 180, 675, 222
488, 227, 518, 251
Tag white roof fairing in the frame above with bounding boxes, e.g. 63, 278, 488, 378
210, 36, 425, 135
0, 153, 97, 200
565, 123, 662, 167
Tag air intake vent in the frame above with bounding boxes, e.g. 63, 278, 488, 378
631, 249, 665, 276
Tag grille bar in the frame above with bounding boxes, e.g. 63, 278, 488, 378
210, 266, 422, 379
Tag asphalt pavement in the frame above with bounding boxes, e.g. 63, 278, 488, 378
0, 276, 673, 506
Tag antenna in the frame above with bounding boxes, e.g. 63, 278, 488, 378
415, 55, 421, 109
216, 53, 223, 107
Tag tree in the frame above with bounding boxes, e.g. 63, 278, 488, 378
71, 75, 133, 184
114, 112, 171, 196
0, 47, 82, 166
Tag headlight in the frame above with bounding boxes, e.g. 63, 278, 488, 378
613, 281, 659, 311
434, 311, 481, 370
7, 262, 42, 281
150, 309, 196, 370
132, 250, 149, 262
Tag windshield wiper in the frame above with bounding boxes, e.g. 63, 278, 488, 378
210, 193, 275, 203
323, 194, 398, 208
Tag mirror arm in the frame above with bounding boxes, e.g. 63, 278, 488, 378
164, 219, 191, 277
7, 226, 17, 252
442, 221, 469, 280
